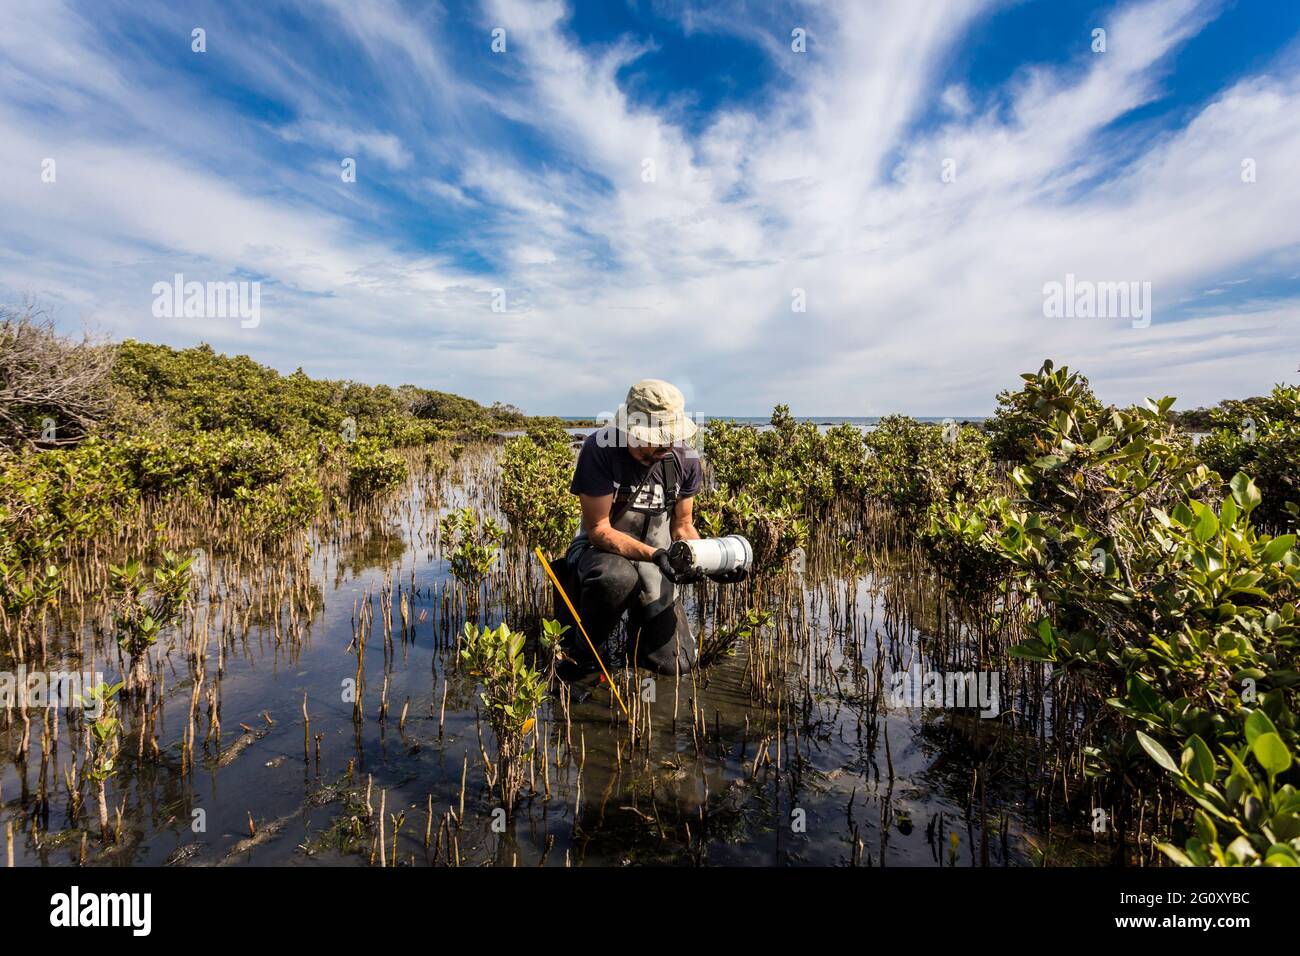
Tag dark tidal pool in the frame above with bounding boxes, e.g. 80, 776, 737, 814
2, 449, 1067, 867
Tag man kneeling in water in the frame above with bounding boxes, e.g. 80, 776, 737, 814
560, 379, 746, 680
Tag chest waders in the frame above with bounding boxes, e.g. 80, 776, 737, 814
568, 454, 698, 675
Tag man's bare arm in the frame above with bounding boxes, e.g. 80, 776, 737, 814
580, 494, 658, 561
670, 496, 699, 541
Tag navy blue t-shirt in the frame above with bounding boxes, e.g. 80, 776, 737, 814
569, 427, 701, 517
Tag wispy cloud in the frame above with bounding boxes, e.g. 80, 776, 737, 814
0, 0, 1297, 414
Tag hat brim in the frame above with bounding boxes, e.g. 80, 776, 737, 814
623, 415, 698, 446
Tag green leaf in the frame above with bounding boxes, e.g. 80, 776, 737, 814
1193, 809, 1217, 845
1156, 842, 1196, 867
1219, 495, 1238, 528
1245, 709, 1279, 746
1252, 732, 1292, 778
1182, 734, 1216, 785
1230, 472, 1262, 514
1036, 617, 1057, 651
1192, 507, 1219, 544
1138, 731, 1180, 775
1126, 675, 1162, 716
1009, 642, 1054, 661
1262, 534, 1296, 563
1226, 836, 1258, 864
1265, 845, 1299, 866
1220, 744, 1260, 797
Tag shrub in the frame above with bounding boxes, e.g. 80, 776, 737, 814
1006, 474, 1299, 867
699, 408, 868, 575
440, 507, 504, 592
110, 550, 193, 696
0, 439, 136, 621
704, 406, 862, 516
932, 362, 1300, 866
115, 427, 327, 534
346, 438, 408, 498
80, 681, 124, 844
459, 621, 546, 812
983, 360, 1103, 464
862, 415, 993, 519
112, 339, 517, 441
499, 427, 578, 556
117, 428, 305, 496
0, 304, 117, 449
922, 500, 1009, 603
696, 489, 806, 574
1197, 384, 1300, 531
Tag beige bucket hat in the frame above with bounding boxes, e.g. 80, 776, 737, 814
618, 379, 698, 446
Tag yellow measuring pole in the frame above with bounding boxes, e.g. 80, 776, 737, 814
534, 547, 629, 717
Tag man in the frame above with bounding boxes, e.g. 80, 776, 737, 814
561, 379, 745, 679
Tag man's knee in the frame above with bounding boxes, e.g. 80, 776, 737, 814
582, 553, 640, 605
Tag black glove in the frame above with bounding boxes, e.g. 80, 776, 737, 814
677, 565, 705, 584
651, 549, 703, 584
708, 567, 749, 584
651, 549, 680, 583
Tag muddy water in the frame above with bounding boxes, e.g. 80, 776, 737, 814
1, 447, 1055, 867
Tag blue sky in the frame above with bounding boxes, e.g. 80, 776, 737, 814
2, 0, 1298, 415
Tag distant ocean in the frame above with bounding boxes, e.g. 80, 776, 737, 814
563, 415, 985, 424
536, 415, 988, 438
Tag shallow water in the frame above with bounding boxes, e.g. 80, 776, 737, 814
1, 446, 1059, 867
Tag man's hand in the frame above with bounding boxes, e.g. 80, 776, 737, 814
651, 549, 680, 583
708, 567, 748, 584
654, 549, 705, 584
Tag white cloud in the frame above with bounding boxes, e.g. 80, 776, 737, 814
941, 84, 974, 117
279, 119, 413, 170
0, 0, 1297, 416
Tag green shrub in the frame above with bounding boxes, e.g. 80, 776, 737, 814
0, 440, 136, 618
440, 507, 504, 592
1198, 385, 1300, 531
110, 550, 193, 694
459, 621, 546, 811
367, 414, 447, 448
112, 340, 520, 442
116, 427, 308, 497
499, 427, 578, 556
984, 361, 1103, 463
933, 362, 1300, 866
346, 438, 408, 498
1006, 475, 1299, 867
922, 500, 1009, 603
701, 407, 992, 571
704, 406, 862, 516
862, 415, 992, 519
696, 489, 806, 574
